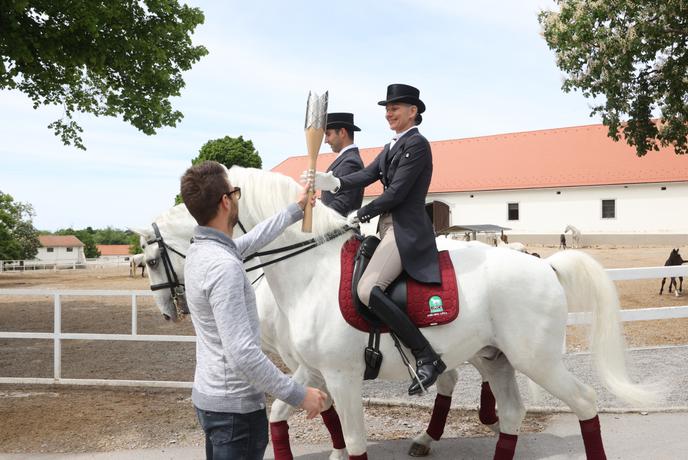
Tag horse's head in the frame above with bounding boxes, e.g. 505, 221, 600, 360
131, 203, 197, 321
665, 248, 685, 266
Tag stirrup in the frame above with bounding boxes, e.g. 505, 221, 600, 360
408, 364, 427, 394
390, 331, 429, 394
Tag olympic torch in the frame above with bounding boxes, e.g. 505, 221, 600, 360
302, 90, 328, 233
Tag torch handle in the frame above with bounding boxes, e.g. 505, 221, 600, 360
302, 127, 324, 232
302, 163, 316, 232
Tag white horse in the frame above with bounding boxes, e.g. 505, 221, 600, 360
496, 238, 527, 253
565, 224, 582, 249
215, 166, 657, 459
134, 203, 505, 459
129, 253, 146, 277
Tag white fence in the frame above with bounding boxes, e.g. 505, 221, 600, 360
0, 289, 194, 388
0, 265, 687, 389
0, 259, 133, 272
0, 260, 87, 272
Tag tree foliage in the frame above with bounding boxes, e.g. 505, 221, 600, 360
175, 135, 263, 204
0, 0, 208, 149
0, 191, 40, 260
539, 1, 688, 156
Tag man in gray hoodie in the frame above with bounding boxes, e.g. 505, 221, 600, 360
180, 161, 327, 460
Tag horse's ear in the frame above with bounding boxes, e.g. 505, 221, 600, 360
128, 227, 151, 239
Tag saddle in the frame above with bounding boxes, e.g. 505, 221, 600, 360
339, 236, 459, 379
338, 236, 460, 333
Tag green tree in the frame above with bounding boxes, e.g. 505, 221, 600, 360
175, 136, 263, 204
539, 1, 688, 156
0, 191, 40, 260
129, 232, 143, 255
0, 0, 208, 149
93, 226, 130, 245
55, 227, 100, 258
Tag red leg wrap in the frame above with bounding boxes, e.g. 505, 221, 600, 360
321, 406, 346, 449
349, 454, 368, 460
493, 432, 518, 460
269, 420, 294, 460
426, 394, 452, 440
579, 415, 607, 460
479, 381, 499, 425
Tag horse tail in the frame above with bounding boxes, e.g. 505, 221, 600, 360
547, 250, 661, 406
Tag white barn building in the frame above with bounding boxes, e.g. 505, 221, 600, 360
36, 235, 85, 265
273, 123, 688, 245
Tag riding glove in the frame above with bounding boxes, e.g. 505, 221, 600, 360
346, 210, 360, 227
301, 170, 341, 192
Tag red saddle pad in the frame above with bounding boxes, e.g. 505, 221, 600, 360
338, 237, 459, 333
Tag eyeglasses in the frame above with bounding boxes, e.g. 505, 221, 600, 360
220, 187, 241, 202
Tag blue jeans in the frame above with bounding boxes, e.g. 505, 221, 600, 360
195, 407, 269, 460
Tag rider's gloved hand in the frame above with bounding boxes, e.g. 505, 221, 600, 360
300, 170, 340, 192
346, 210, 360, 227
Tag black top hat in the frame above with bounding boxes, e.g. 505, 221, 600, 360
377, 83, 425, 113
326, 112, 361, 131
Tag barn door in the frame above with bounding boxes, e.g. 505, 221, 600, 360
425, 201, 450, 233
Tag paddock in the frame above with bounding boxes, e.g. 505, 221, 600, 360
1, 244, 687, 454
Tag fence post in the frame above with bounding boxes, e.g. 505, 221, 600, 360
132, 294, 138, 336
53, 293, 61, 382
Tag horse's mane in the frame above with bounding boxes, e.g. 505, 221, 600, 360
227, 166, 349, 241
154, 203, 194, 227
151, 203, 197, 245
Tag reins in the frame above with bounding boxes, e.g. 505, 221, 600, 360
236, 219, 353, 272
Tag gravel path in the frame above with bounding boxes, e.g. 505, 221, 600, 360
362, 345, 688, 412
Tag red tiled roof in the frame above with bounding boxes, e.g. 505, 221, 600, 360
39, 235, 83, 248
96, 244, 131, 256
271, 123, 688, 196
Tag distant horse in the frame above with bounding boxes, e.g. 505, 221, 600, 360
565, 225, 581, 248
129, 253, 146, 278
560, 234, 567, 250
659, 249, 685, 296
497, 238, 527, 253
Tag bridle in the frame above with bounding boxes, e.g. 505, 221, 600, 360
146, 222, 189, 318
145, 218, 353, 319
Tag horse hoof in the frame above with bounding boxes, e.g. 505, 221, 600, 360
408, 442, 431, 457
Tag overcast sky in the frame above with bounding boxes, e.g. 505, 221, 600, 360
0, 0, 601, 231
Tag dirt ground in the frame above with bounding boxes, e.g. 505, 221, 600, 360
0, 245, 686, 453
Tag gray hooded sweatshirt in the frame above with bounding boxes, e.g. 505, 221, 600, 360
185, 203, 306, 413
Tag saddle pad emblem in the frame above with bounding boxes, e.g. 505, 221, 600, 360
428, 295, 444, 314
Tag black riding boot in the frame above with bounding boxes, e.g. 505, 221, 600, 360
368, 286, 446, 395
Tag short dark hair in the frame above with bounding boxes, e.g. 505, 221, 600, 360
342, 126, 354, 140
180, 161, 230, 225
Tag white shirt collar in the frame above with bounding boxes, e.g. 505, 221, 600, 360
390, 126, 415, 147
336, 143, 357, 158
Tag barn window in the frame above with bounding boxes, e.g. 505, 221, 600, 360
66, 247, 73, 252
602, 199, 616, 219
507, 203, 519, 221
47, 248, 54, 253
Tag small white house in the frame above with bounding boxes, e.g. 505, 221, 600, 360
96, 245, 132, 264
36, 235, 85, 265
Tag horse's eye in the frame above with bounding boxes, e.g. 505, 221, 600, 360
147, 259, 158, 268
